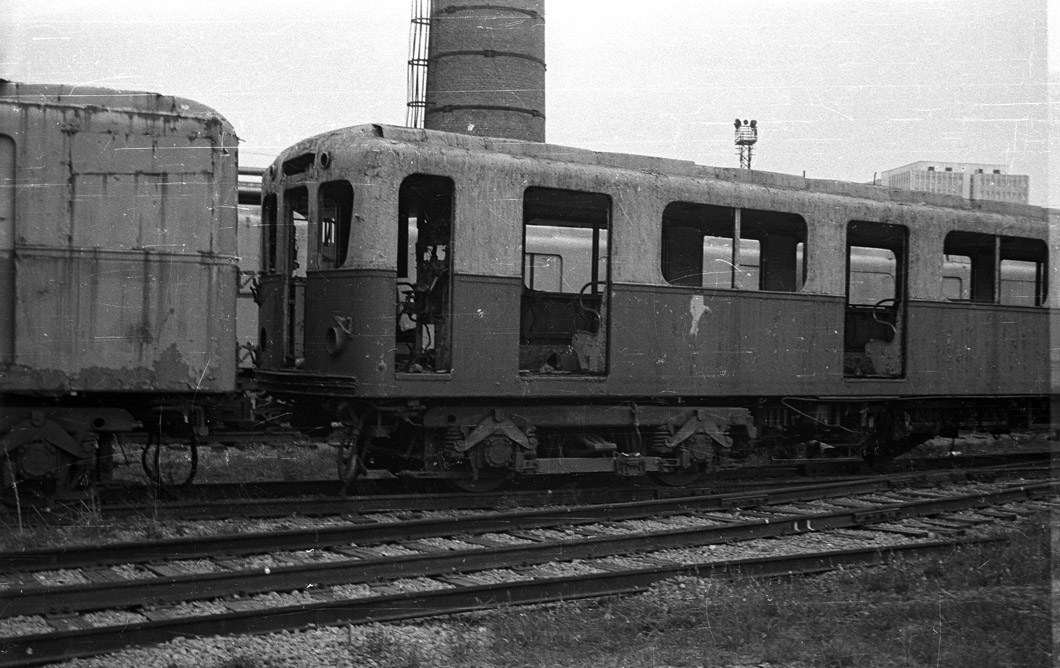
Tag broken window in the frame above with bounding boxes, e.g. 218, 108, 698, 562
524, 253, 563, 292
1000, 237, 1047, 306
944, 232, 995, 303
661, 202, 806, 292
942, 254, 969, 300
285, 188, 309, 279
318, 181, 353, 269
943, 232, 1047, 306
848, 247, 897, 305
844, 221, 907, 378
283, 187, 309, 363
520, 187, 611, 375
396, 174, 453, 373
262, 193, 278, 272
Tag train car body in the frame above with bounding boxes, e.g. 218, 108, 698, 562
0, 81, 239, 496
255, 124, 1053, 487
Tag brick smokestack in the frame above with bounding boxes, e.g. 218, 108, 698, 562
424, 0, 545, 142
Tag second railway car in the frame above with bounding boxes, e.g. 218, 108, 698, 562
0, 81, 239, 498
255, 124, 1053, 489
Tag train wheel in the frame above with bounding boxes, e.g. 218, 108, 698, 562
336, 415, 368, 494
142, 432, 198, 488
0, 453, 52, 507
0, 445, 79, 507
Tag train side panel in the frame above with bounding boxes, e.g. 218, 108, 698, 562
0, 84, 239, 395
258, 126, 1053, 405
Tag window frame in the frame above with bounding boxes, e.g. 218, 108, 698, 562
943, 231, 1047, 306
660, 201, 807, 293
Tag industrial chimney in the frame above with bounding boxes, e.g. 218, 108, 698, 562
418, 0, 546, 143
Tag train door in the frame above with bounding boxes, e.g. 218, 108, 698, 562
519, 188, 611, 375
395, 175, 453, 373
283, 188, 308, 366
844, 221, 907, 378
257, 188, 307, 369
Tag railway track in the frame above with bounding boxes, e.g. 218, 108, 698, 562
0, 475, 1053, 666
30, 449, 1051, 523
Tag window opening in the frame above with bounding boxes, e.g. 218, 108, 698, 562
520, 187, 611, 375
283, 187, 309, 364
944, 232, 995, 303
396, 174, 453, 373
1000, 236, 1047, 306
318, 181, 353, 269
263, 193, 278, 272
661, 202, 806, 292
524, 252, 563, 292
848, 247, 897, 305
942, 232, 1046, 305
942, 254, 971, 300
844, 221, 907, 378
285, 188, 309, 278
1000, 260, 1039, 305
282, 152, 314, 176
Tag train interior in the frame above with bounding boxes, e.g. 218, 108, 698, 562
519, 188, 611, 375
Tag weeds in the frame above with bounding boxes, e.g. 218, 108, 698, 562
477, 516, 1052, 668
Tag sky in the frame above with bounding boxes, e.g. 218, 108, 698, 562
2, 0, 1056, 207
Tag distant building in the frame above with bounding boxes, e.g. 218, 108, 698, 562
878, 161, 1029, 204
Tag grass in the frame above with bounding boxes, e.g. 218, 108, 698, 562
433, 514, 1053, 668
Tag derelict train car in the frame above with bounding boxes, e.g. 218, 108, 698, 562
0, 81, 239, 499
255, 124, 1053, 489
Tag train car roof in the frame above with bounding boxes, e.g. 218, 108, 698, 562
280, 123, 1052, 221
0, 79, 231, 124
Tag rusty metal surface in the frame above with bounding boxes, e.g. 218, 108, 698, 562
257, 124, 1054, 405
8, 249, 235, 393
0, 83, 239, 394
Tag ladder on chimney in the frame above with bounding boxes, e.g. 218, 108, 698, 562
406, 0, 431, 128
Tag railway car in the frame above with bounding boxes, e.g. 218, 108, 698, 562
0, 81, 240, 499
254, 124, 1054, 489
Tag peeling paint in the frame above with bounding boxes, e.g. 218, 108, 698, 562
689, 296, 711, 336
0, 344, 228, 393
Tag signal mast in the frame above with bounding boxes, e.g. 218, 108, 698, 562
734, 118, 758, 169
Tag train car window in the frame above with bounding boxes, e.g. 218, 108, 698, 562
285, 188, 309, 279
943, 233, 1047, 306
661, 202, 806, 292
318, 181, 353, 269
282, 152, 314, 176
1000, 236, 1047, 306
396, 174, 454, 373
524, 252, 563, 292
262, 193, 278, 272
1000, 260, 1039, 305
521, 187, 611, 375
944, 231, 995, 302
942, 254, 971, 300
847, 247, 897, 305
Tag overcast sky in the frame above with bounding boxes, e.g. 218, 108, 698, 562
3, 0, 1055, 206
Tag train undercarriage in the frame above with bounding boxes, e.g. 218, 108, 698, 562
324, 395, 1050, 492
0, 391, 1048, 503
0, 391, 265, 505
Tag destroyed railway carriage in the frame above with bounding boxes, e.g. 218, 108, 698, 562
254, 124, 1054, 489
0, 81, 240, 498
